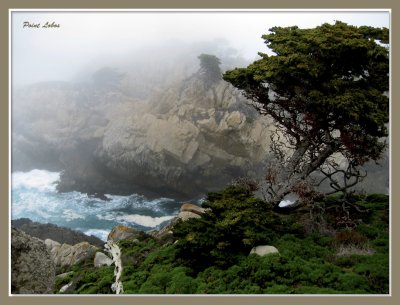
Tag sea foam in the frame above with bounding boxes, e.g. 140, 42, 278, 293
12, 169, 60, 192
11, 169, 181, 237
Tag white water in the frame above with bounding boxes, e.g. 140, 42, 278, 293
11, 169, 182, 240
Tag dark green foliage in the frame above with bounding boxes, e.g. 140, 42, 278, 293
54, 272, 74, 292
122, 264, 198, 294
57, 265, 115, 294
353, 254, 389, 293
173, 186, 300, 270
166, 270, 199, 294
197, 54, 222, 88
75, 266, 114, 294
223, 22, 389, 158
223, 22, 389, 200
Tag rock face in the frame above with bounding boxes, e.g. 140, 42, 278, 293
94, 252, 113, 267
45, 239, 98, 270
12, 218, 104, 247
107, 225, 142, 243
12, 69, 272, 199
250, 245, 279, 257
92, 78, 271, 199
11, 228, 56, 294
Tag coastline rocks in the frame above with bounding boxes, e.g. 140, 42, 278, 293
45, 238, 61, 249
13, 76, 272, 200
177, 202, 205, 221
45, 239, 98, 270
180, 203, 206, 215
11, 228, 56, 294
94, 79, 271, 199
108, 225, 142, 242
250, 245, 279, 257
177, 211, 202, 221
12, 218, 104, 247
151, 203, 206, 240
94, 252, 113, 267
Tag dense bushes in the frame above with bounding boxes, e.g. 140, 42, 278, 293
173, 186, 302, 270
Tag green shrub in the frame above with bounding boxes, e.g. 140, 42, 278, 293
173, 186, 300, 270
294, 286, 341, 294
122, 270, 149, 294
265, 284, 293, 294
166, 269, 198, 294
54, 272, 74, 293
334, 273, 369, 292
110, 186, 389, 295
73, 266, 114, 294
353, 254, 389, 293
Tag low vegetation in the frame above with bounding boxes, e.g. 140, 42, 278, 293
56, 187, 389, 294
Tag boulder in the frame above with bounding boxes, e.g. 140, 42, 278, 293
250, 245, 279, 257
59, 282, 73, 293
177, 211, 201, 221
94, 252, 113, 267
72, 242, 98, 264
11, 228, 56, 294
180, 203, 205, 216
151, 205, 205, 241
45, 238, 61, 250
107, 225, 141, 242
46, 240, 97, 269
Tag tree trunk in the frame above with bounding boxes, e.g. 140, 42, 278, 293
270, 141, 337, 209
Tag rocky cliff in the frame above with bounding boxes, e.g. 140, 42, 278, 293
11, 228, 56, 294
12, 51, 388, 198
12, 70, 272, 199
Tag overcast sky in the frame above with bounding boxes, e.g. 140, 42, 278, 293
11, 10, 389, 86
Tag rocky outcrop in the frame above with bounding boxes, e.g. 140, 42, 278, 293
12, 44, 389, 198
12, 218, 104, 247
45, 239, 98, 270
12, 70, 272, 199
11, 228, 56, 294
177, 211, 202, 221
150, 203, 205, 240
180, 203, 206, 215
107, 225, 144, 243
94, 252, 113, 267
92, 78, 272, 199
250, 245, 279, 257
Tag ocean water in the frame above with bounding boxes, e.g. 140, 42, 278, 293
11, 169, 185, 241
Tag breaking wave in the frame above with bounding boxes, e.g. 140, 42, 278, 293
11, 169, 181, 241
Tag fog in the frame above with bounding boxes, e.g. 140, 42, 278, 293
11, 10, 389, 87
11, 10, 390, 198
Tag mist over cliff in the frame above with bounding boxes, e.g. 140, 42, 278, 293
12, 40, 275, 199
12, 14, 390, 199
